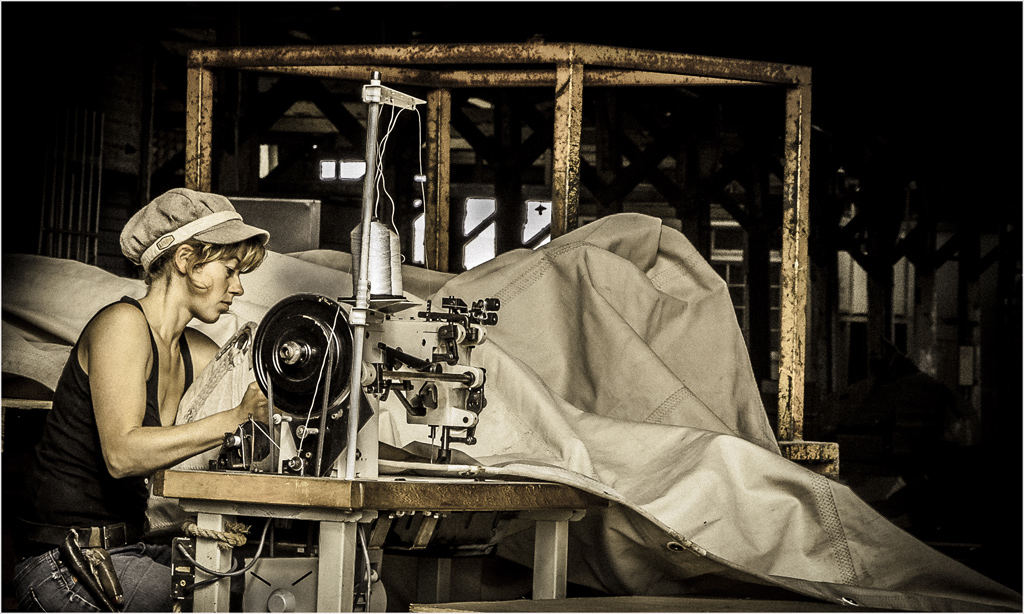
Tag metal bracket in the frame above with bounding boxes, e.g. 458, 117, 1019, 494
411, 512, 444, 549
362, 84, 425, 110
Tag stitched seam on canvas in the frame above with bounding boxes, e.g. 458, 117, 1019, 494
811, 474, 859, 585
648, 249, 718, 292
646, 386, 686, 424
178, 357, 231, 422
645, 385, 714, 425
648, 264, 681, 291
178, 328, 252, 422
495, 241, 584, 305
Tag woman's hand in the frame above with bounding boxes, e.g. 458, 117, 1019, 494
233, 381, 270, 424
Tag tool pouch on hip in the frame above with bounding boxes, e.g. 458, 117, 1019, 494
84, 547, 124, 608
57, 530, 120, 612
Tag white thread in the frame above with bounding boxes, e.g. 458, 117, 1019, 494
350, 221, 395, 296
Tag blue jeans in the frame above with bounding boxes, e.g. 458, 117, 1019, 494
13, 543, 174, 612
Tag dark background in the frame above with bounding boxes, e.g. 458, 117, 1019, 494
1, 0, 1021, 602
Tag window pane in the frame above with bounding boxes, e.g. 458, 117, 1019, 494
523, 200, 552, 243
463, 222, 495, 269
319, 160, 337, 180
339, 161, 366, 180
464, 198, 495, 234
412, 213, 425, 264
260, 144, 279, 178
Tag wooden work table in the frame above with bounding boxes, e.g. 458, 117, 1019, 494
153, 469, 605, 512
154, 469, 608, 612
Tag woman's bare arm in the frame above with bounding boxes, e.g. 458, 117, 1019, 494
85, 305, 267, 478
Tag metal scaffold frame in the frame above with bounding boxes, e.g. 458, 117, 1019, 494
182, 42, 818, 463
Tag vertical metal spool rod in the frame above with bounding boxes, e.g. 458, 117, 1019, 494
347, 71, 383, 479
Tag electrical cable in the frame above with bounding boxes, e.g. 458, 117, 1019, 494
358, 524, 373, 609
176, 517, 273, 579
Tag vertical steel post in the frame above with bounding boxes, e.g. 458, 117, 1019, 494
425, 88, 451, 272
552, 58, 583, 238
347, 72, 383, 480
778, 84, 812, 442
192, 512, 235, 611
318, 520, 359, 611
185, 60, 214, 191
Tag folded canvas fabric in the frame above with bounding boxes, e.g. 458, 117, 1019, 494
2, 213, 1019, 611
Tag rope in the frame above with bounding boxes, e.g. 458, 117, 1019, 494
181, 521, 249, 550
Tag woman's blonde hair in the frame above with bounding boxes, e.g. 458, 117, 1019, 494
145, 237, 267, 287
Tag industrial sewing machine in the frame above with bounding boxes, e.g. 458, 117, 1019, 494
219, 291, 499, 477
156, 73, 602, 613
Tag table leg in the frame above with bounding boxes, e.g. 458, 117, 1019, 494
318, 520, 359, 611
532, 519, 569, 599
193, 512, 234, 612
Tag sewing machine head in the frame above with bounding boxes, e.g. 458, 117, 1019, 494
373, 296, 499, 459
221, 292, 499, 477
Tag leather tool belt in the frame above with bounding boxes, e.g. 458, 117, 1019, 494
20, 519, 137, 550
17, 520, 128, 611
58, 530, 123, 612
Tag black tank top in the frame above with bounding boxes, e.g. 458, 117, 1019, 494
23, 296, 193, 534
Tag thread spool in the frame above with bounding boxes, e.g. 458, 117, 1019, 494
350, 220, 396, 297
389, 228, 404, 296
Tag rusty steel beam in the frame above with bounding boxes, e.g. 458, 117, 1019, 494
425, 88, 451, 273
434, 69, 758, 88
585, 70, 761, 87
570, 44, 809, 85
435, 69, 557, 88
552, 61, 583, 238
246, 66, 557, 88
231, 65, 763, 89
244, 64, 442, 86
190, 42, 571, 68
188, 43, 808, 86
778, 84, 812, 442
185, 65, 214, 192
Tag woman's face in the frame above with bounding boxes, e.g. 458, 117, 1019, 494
190, 257, 244, 323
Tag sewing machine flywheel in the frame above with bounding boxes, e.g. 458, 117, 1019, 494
253, 294, 353, 417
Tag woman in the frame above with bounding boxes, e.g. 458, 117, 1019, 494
14, 188, 271, 612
